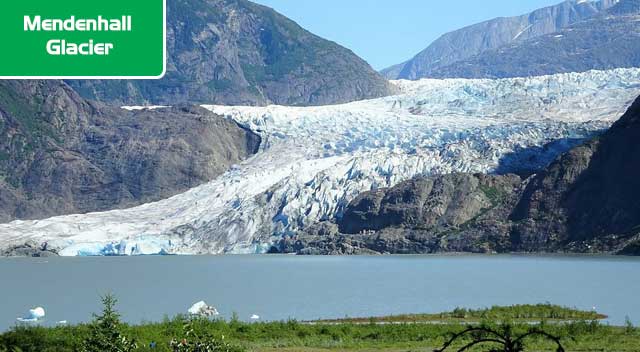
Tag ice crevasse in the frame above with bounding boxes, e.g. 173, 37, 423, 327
1, 68, 640, 256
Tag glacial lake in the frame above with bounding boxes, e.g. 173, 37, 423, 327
1, 254, 639, 331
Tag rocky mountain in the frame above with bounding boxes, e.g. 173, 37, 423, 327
0, 80, 260, 223
382, 0, 618, 80
275, 95, 640, 255
430, 0, 640, 79
68, 0, 394, 106
337, 173, 522, 236
511, 91, 640, 253
270, 173, 523, 255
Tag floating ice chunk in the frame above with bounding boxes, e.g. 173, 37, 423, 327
188, 301, 219, 317
16, 318, 37, 322
250, 314, 260, 320
29, 307, 45, 319
17, 307, 45, 322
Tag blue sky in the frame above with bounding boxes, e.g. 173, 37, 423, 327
252, 0, 563, 70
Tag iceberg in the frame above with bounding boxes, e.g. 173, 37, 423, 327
188, 301, 219, 317
17, 307, 45, 322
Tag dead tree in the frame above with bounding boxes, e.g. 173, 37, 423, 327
434, 324, 565, 352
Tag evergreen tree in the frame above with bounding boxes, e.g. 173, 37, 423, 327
80, 294, 137, 352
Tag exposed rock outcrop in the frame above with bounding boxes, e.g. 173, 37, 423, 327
512, 90, 640, 251
0, 80, 261, 223
338, 173, 522, 236
271, 173, 524, 255
0, 242, 58, 257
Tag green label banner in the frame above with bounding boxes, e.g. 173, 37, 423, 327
0, 0, 166, 78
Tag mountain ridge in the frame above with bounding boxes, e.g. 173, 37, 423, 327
382, 0, 619, 80
428, 1, 640, 79
68, 0, 395, 106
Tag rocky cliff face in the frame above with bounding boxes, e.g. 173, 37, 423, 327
273, 95, 640, 255
512, 92, 640, 252
0, 80, 260, 223
271, 173, 524, 255
382, 0, 617, 80
338, 174, 522, 235
429, 0, 640, 79
68, 0, 394, 106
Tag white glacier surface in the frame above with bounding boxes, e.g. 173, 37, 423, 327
1, 69, 640, 256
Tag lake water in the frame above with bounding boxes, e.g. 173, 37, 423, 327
1, 254, 639, 331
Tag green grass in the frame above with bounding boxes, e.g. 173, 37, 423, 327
2, 317, 638, 352
1, 305, 637, 352
311, 304, 606, 324
478, 184, 504, 205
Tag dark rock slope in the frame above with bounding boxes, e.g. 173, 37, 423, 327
430, 0, 640, 79
272, 96, 640, 255
0, 80, 260, 223
382, 0, 617, 80
272, 173, 523, 255
512, 91, 640, 252
338, 174, 522, 238
68, 0, 394, 106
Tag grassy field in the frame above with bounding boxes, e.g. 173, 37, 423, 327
310, 304, 607, 324
0, 304, 637, 352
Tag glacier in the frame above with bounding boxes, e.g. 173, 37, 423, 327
1, 68, 640, 256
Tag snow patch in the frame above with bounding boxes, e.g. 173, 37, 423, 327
513, 24, 533, 41
121, 105, 171, 111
